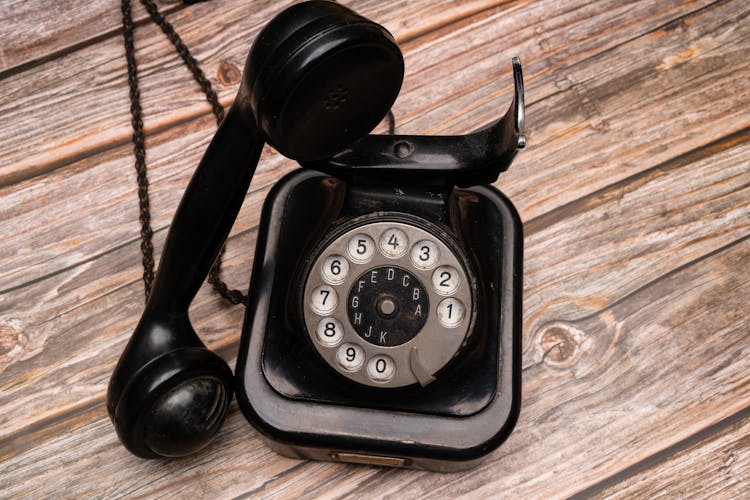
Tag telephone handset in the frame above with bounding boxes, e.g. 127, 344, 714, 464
108, 0, 524, 471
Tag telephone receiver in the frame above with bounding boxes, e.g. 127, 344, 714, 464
108, 0, 525, 461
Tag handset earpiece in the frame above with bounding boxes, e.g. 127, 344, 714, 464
108, 0, 403, 458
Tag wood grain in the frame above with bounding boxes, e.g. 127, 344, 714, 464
582, 407, 750, 497
523, 129, 750, 341
0, 0, 716, 185
2, 0, 744, 293
1, 115, 748, 496
0, 0, 748, 497
0, 0, 181, 75
2, 210, 748, 497
0, 0, 510, 184
0, 0, 506, 76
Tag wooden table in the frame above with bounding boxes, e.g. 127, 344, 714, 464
1, 0, 748, 497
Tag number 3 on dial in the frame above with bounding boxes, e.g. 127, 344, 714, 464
411, 239, 439, 269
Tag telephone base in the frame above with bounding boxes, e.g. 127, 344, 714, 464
235, 169, 522, 470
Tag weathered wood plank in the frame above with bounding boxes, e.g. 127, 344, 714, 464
0, 0, 743, 295
2, 223, 748, 497
1, 0, 748, 496
1, 115, 748, 494
0, 0, 504, 75
0, 0, 182, 75
2, 0, 749, 437
0, 0, 715, 186
522, 128, 750, 339
0, 0, 289, 186
0, 113, 285, 294
0, 217, 252, 445
588, 408, 750, 498
0, 0, 511, 184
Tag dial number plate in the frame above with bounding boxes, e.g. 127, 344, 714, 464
303, 219, 474, 388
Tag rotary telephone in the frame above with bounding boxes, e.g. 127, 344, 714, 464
108, 0, 525, 471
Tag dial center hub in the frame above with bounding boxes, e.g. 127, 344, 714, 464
348, 266, 429, 347
376, 296, 398, 318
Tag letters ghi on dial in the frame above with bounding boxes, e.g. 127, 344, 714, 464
348, 266, 429, 347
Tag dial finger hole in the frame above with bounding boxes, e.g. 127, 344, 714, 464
410, 239, 439, 270
321, 255, 349, 284
437, 297, 465, 328
311, 285, 338, 315
432, 265, 460, 295
315, 318, 344, 347
378, 227, 409, 258
366, 355, 396, 382
336, 342, 365, 371
347, 234, 375, 264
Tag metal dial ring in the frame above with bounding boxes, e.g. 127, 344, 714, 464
302, 217, 474, 388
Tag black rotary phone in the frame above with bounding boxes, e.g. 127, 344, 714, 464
108, 0, 525, 471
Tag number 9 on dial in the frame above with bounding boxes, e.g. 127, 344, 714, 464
336, 343, 365, 371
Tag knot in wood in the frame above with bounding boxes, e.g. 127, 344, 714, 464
539, 324, 580, 366
0, 323, 21, 356
217, 60, 241, 86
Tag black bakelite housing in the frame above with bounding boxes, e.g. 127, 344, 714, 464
235, 169, 522, 470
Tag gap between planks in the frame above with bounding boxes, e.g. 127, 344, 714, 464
0, 2, 186, 80
527, 0, 726, 111
525, 125, 750, 233
571, 400, 750, 498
